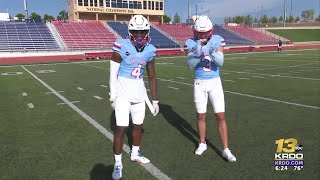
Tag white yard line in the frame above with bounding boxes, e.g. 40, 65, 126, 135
224, 90, 320, 110
100, 85, 108, 88
74, 63, 320, 109
27, 103, 34, 109
1, 49, 318, 68
298, 69, 320, 72
77, 87, 84, 91
238, 78, 249, 80
223, 70, 320, 81
22, 92, 28, 96
46, 91, 64, 94
177, 77, 186, 79
57, 101, 80, 105
93, 96, 103, 100
168, 86, 179, 90
156, 78, 320, 110
224, 79, 236, 82
80, 63, 110, 70
21, 66, 171, 180
156, 64, 320, 81
252, 76, 265, 79
255, 62, 319, 71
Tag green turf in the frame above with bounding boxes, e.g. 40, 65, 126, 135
268, 29, 320, 42
1, 49, 319, 179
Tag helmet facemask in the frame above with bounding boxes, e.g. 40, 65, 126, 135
129, 30, 150, 49
194, 29, 213, 43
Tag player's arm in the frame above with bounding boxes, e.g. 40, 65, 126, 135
210, 36, 225, 67
185, 40, 200, 70
109, 52, 122, 102
146, 59, 158, 100
147, 58, 159, 116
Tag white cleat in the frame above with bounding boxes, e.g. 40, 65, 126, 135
222, 148, 236, 162
112, 164, 123, 180
195, 143, 207, 155
131, 153, 150, 164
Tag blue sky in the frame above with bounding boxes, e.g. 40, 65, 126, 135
0, 0, 319, 24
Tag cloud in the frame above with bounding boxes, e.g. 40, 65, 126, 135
196, 0, 280, 18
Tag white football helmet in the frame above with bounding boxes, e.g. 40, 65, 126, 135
193, 15, 213, 43
128, 15, 150, 49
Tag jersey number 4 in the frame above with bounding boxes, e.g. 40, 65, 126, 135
131, 64, 142, 79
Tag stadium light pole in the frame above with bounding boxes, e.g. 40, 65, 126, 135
195, 5, 198, 18
188, 0, 190, 24
283, 0, 286, 27
290, 0, 292, 18
24, 0, 28, 18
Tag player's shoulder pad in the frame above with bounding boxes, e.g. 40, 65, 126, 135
147, 43, 156, 52
112, 39, 126, 53
144, 43, 157, 61
211, 35, 226, 47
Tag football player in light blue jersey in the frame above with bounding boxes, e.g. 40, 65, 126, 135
185, 15, 236, 162
110, 15, 159, 180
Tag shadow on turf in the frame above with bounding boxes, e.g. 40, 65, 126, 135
90, 163, 114, 180
160, 103, 223, 159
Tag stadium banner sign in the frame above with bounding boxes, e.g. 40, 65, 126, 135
79, 7, 135, 14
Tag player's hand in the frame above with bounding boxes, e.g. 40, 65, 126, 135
110, 98, 116, 110
152, 100, 159, 116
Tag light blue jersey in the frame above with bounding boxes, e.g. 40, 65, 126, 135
112, 39, 156, 79
185, 35, 226, 80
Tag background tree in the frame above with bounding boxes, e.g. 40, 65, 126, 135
16, 13, 25, 20
301, 9, 315, 21
253, 17, 258, 24
173, 13, 181, 23
30, 12, 41, 20
43, 14, 55, 22
234, 16, 244, 24
294, 16, 300, 22
163, 15, 171, 23
57, 10, 68, 21
244, 15, 253, 25
270, 16, 278, 24
315, 15, 320, 22
288, 15, 294, 23
261, 14, 269, 24
279, 16, 283, 22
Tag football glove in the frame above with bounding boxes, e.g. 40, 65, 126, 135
110, 98, 116, 110
152, 100, 159, 116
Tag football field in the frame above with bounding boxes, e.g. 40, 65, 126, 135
0, 49, 319, 179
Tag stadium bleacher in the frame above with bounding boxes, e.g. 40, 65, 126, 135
154, 23, 253, 46
52, 21, 117, 49
108, 21, 180, 48
0, 21, 59, 51
225, 26, 278, 44
214, 25, 254, 45
155, 23, 193, 45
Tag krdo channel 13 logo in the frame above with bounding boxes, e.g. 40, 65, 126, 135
274, 138, 304, 171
